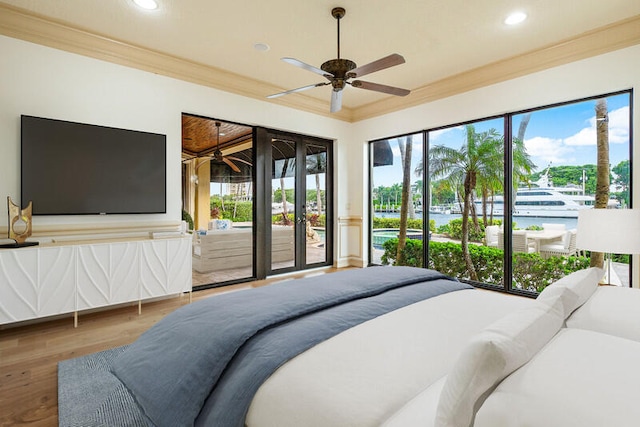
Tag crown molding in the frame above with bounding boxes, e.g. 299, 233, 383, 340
353, 14, 640, 122
0, 3, 638, 123
0, 3, 353, 122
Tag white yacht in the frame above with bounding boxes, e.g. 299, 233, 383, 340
429, 205, 452, 215
476, 170, 618, 218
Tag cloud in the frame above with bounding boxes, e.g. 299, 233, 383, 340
388, 135, 424, 157
607, 106, 630, 144
524, 136, 576, 168
429, 126, 463, 142
565, 106, 629, 146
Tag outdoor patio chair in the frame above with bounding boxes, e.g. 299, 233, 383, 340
541, 223, 566, 244
497, 230, 536, 253
539, 229, 577, 259
512, 230, 537, 253
484, 225, 499, 247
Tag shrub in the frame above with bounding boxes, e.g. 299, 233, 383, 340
307, 214, 326, 227
210, 199, 254, 222
273, 213, 294, 225
381, 238, 423, 267
181, 209, 194, 230
373, 217, 435, 233
444, 218, 503, 242
380, 238, 590, 293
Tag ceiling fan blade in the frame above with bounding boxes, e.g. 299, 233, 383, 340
350, 80, 410, 97
222, 157, 241, 173
282, 57, 332, 77
330, 90, 343, 113
267, 82, 328, 99
225, 156, 253, 167
348, 53, 405, 78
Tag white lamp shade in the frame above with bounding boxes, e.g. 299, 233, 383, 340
576, 209, 640, 254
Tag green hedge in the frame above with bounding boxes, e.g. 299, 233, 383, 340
373, 217, 436, 233
381, 238, 590, 293
210, 200, 253, 222
442, 218, 503, 242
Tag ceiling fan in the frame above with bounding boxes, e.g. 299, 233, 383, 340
267, 7, 410, 113
210, 122, 252, 173
183, 122, 252, 173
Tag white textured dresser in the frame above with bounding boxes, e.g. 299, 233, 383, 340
0, 235, 192, 326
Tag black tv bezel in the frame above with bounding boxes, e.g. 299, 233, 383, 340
20, 115, 167, 216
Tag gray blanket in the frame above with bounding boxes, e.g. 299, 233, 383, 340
111, 267, 471, 426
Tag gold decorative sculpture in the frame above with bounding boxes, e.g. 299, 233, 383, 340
7, 196, 34, 245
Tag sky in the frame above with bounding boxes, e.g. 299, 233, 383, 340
373, 92, 631, 188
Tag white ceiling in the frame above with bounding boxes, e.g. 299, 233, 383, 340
2, 0, 640, 113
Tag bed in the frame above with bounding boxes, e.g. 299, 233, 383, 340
59, 265, 640, 426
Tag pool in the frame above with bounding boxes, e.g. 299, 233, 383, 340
372, 228, 424, 248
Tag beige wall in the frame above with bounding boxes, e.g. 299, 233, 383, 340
0, 35, 351, 257
1, 34, 639, 273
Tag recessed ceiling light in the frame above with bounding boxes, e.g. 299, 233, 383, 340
253, 43, 270, 52
133, 0, 158, 10
505, 11, 527, 26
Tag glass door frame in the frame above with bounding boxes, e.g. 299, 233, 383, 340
255, 127, 333, 278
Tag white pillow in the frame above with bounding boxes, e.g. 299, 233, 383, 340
474, 328, 640, 427
434, 300, 563, 427
566, 286, 640, 342
536, 281, 579, 320
537, 267, 603, 317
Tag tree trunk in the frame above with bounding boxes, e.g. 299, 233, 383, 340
220, 182, 225, 211
517, 113, 531, 141
489, 189, 495, 224
279, 159, 291, 225
396, 137, 413, 265
462, 172, 478, 280
315, 173, 322, 216
470, 194, 479, 232
591, 99, 610, 268
512, 112, 532, 216
481, 188, 488, 226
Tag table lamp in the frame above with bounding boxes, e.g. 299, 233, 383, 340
576, 209, 640, 285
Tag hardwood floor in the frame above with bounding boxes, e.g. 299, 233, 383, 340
0, 267, 345, 427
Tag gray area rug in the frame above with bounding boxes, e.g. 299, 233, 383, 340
58, 345, 149, 427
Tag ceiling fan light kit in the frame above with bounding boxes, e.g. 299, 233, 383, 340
267, 7, 410, 113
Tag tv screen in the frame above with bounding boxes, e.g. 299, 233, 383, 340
21, 115, 166, 215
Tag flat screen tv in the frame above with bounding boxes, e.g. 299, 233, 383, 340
21, 115, 166, 215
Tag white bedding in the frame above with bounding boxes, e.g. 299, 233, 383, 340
246, 289, 533, 427
566, 285, 640, 341
474, 327, 640, 427
246, 267, 640, 427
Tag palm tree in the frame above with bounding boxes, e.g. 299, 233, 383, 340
475, 116, 535, 227
429, 125, 504, 280
389, 183, 402, 208
473, 134, 502, 228
396, 136, 413, 264
591, 98, 610, 268
306, 152, 326, 216
413, 179, 423, 212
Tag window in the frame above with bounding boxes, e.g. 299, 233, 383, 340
370, 133, 424, 267
369, 90, 632, 293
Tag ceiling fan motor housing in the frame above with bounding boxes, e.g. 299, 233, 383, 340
321, 58, 356, 91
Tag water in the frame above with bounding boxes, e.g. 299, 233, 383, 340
375, 212, 578, 230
